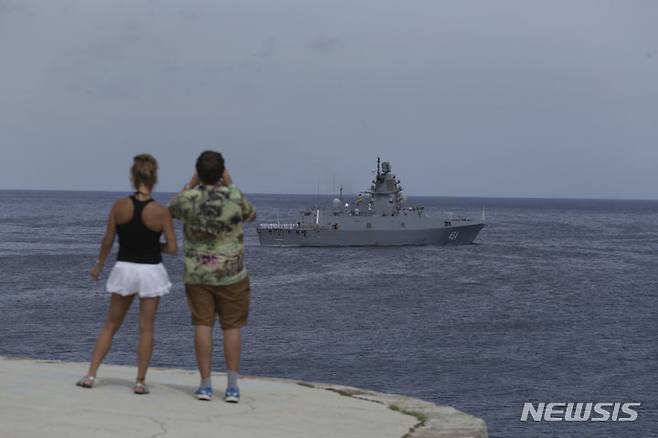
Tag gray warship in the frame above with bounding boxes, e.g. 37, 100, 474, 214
257, 159, 485, 247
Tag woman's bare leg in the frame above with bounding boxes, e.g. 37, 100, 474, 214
86, 293, 135, 377
136, 297, 160, 382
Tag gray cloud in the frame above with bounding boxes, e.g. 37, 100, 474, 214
307, 35, 342, 53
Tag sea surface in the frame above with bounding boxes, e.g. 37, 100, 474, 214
0, 190, 656, 438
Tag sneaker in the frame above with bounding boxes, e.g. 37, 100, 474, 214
195, 386, 214, 401
224, 387, 240, 403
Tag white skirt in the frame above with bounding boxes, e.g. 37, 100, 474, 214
106, 261, 172, 298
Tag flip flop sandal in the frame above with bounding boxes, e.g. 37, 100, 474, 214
76, 376, 96, 388
133, 382, 150, 395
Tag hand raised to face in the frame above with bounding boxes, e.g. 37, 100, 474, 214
221, 169, 233, 186
188, 173, 200, 188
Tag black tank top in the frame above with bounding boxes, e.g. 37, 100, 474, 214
116, 196, 163, 264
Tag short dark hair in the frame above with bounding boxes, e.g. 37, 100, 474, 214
196, 150, 225, 185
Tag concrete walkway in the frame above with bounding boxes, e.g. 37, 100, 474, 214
0, 356, 487, 438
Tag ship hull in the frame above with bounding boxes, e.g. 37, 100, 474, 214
257, 222, 484, 247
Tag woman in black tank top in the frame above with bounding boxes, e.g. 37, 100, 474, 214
116, 196, 164, 264
77, 154, 177, 394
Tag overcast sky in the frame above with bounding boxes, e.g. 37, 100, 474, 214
1, 0, 657, 198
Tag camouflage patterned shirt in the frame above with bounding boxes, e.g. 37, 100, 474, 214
169, 184, 256, 286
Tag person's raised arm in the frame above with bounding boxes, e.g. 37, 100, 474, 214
221, 168, 233, 186
223, 169, 256, 222
160, 207, 177, 255
90, 203, 118, 281
182, 173, 200, 192
242, 195, 256, 222
169, 172, 199, 221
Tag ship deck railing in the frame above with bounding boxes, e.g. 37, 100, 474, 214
257, 223, 301, 230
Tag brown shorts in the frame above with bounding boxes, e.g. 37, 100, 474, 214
185, 277, 251, 329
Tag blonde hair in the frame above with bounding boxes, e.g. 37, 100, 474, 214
131, 154, 158, 190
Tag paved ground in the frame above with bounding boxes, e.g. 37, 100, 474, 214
0, 356, 418, 438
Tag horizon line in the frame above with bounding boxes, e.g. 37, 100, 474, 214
0, 188, 656, 202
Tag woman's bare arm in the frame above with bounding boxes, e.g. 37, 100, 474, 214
91, 203, 118, 280
160, 207, 177, 255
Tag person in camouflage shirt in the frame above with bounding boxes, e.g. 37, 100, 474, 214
169, 177, 255, 286
169, 151, 256, 403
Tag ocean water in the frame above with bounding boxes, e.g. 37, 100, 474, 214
0, 190, 655, 437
